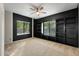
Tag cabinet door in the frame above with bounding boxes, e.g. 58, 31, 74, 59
56, 19, 65, 43
65, 17, 78, 47
34, 20, 41, 38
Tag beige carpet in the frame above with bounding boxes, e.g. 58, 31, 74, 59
5, 37, 79, 56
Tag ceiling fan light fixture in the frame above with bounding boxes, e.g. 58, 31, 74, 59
30, 4, 47, 16
36, 12, 40, 15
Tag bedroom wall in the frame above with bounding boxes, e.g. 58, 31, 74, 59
0, 3, 5, 56
5, 11, 13, 44
13, 13, 32, 41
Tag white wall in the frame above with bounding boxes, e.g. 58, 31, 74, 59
5, 11, 13, 44
0, 3, 4, 56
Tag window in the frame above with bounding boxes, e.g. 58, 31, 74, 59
50, 20, 56, 37
41, 20, 56, 37
44, 21, 49, 36
17, 20, 30, 35
23, 22, 30, 34
17, 20, 24, 35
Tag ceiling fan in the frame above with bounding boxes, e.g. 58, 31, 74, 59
30, 4, 47, 16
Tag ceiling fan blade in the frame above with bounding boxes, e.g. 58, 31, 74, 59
30, 8, 35, 11
40, 7, 44, 10
41, 12, 47, 14
31, 4, 37, 9
38, 3, 43, 8
38, 4, 44, 10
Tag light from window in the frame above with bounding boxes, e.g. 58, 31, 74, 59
44, 21, 49, 36
50, 20, 56, 37
41, 23, 43, 34
17, 20, 30, 35
41, 20, 56, 37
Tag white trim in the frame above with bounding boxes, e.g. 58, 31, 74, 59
17, 33, 30, 35
11, 12, 13, 43
0, 3, 4, 56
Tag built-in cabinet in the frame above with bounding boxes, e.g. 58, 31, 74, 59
56, 19, 65, 44
56, 17, 78, 47
65, 17, 78, 46
34, 8, 78, 47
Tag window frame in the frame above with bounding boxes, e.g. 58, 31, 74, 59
41, 20, 56, 37
17, 20, 30, 36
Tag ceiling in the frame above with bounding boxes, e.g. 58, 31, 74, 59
4, 3, 78, 19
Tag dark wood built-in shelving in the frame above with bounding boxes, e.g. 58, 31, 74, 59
34, 8, 78, 47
